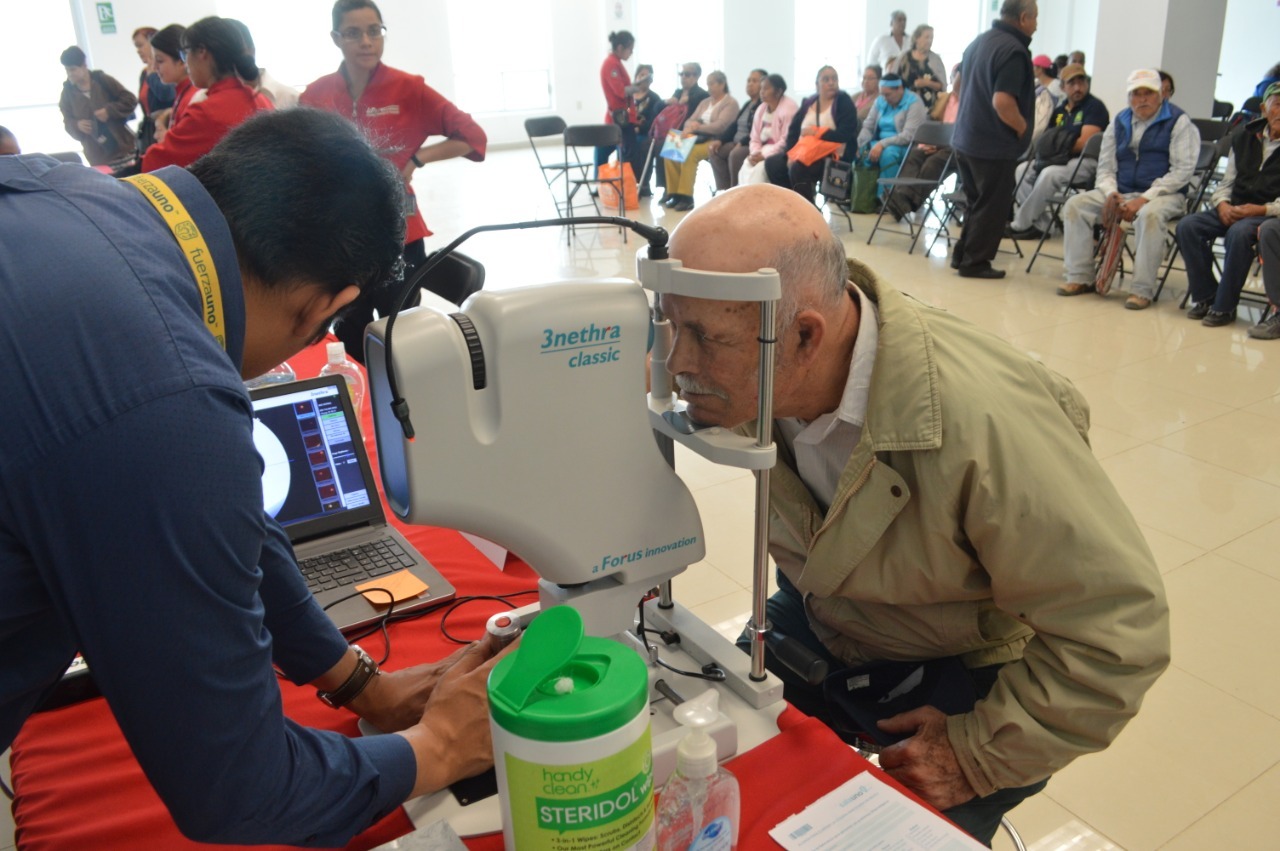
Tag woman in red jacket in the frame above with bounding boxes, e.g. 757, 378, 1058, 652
597, 30, 636, 171
148, 25, 194, 146
142, 17, 271, 172
301, 0, 487, 362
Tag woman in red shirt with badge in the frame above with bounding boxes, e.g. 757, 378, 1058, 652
142, 17, 272, 172
597, 30, 636, 171
301, 0, 487, 363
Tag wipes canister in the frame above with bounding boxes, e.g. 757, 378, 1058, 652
488, 605, 654, 851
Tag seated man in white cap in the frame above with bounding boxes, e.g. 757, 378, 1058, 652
1057, 68, 1199, 309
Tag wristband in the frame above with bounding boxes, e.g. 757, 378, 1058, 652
317, 645, 380, 709
410, 153, 424, 168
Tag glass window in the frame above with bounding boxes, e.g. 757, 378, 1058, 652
216, 0, 334, 91
0, 0, 79, 156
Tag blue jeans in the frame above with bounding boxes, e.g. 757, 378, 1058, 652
737, 570, 1048, 847
1175, 210, 1268, 312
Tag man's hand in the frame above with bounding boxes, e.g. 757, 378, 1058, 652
351, 639, 498, 734
93, 107, 109, 122
400, 639, 514, 797
876, 706, 977, 811
1118, 196, 1148, 223
76, 119, 94, 135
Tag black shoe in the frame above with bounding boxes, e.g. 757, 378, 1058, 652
1009, 226, 1045, 241
671, 196, 695, 212
1202, 309, 1237, 327
958, 265, 1006, 279
660, 194, 675, 207
949, 255, 962, 270
1186, 301, 1212, 320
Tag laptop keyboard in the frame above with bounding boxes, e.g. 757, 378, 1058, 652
299, 540, 417, 593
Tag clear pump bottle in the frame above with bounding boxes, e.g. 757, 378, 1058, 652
656, 690, 739, 850
318, 342, 365, 414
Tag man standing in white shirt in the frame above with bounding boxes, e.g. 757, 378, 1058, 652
868, 11, 908, 72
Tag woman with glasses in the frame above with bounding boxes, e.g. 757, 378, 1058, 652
301, 0, 488, 364
142, 17, 272, 172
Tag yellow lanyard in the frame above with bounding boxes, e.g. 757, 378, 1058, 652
121, 173, 226, 350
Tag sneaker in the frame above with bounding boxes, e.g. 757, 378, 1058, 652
1058, 282, 1093, 297
1009, 225, 1045, 241
1247, 313, 1280, 340
1125, 295, 1153, 310
1186, 301, 1211, 320
1201, 309, 1237, 327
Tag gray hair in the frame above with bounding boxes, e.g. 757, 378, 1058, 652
771, 231, 848, 331
707, 70, 728, 92
1000, 0, 1036, 19
683, 62, 702, 78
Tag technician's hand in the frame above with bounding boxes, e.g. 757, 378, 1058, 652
876, 706, 977, 812
352, 638, 500, 734
401, 639, 514, 796
93, 107, 109, 121
77, 119, 94, 135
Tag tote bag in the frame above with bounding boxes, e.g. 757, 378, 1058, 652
597, 160, 640, 211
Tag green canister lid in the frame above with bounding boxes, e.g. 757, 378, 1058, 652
488, 606, 649, 741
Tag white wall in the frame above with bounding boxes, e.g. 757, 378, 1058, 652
75, 0, 219, 94
1216, 0, 1280, 110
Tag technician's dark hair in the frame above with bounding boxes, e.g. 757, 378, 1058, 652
764, 73, 788, 95
60, 46, 87, 68
183, 17, 259, 84
608, 30, 635, 51
188, 109, 405, 300
332, 0, 383, 32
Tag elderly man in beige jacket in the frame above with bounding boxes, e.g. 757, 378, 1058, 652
659, 184, 1170, 845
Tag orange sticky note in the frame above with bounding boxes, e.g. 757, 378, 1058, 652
356, 570, 428, 606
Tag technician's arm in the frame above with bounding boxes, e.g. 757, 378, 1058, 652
992, 91, 1027, 138
14, 386, 420, 846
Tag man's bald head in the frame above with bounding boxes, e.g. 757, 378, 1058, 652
669, 184, 848, 324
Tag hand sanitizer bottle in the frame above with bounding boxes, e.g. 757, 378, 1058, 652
656, 689, 739, 850
318, 342, 365, 414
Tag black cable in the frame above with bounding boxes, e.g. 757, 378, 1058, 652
380, 217, 670, 439
322, 588, 396, 665
636, 597, 726, 682
438, 591, 539, 644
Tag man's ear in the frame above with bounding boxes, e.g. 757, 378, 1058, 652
292, 284, 362, 338
790, 309, 827, 365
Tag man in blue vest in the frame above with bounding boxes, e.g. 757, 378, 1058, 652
1058, 68, 1200, 309
1176, 82, 1280, 330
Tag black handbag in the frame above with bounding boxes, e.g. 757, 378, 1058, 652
821, 158, 853, 203
1034, 125, 1077, 170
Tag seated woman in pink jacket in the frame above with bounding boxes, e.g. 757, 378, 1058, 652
739, 74, 797, 185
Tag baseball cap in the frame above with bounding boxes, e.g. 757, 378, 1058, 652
1126, 69, 1162, 93
1264, 82, 1280, 102
1060, 64, 1086, 83
1032, 54, 1053, 69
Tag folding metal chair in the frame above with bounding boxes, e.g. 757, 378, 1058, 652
524, 116, 578, 216
563, 123, 626, 243
1153, 133, 1233, 301
1190, 117, 1230, 143
1025, 132, 1104, 273
866, 121, 955, 253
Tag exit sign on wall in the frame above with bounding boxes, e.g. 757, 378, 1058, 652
97, 2, 116, 34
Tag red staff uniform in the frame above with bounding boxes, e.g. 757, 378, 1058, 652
142, 77, 272, 171
300, 63, 487, 242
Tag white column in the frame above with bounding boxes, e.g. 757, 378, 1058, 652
1092, 0, 1226, 119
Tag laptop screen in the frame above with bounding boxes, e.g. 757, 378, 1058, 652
249, 377, 385, 542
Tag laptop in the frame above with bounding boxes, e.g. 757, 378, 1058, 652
249, 375, 456, 633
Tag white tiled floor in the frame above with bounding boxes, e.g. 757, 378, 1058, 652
5, 146, 1278, 849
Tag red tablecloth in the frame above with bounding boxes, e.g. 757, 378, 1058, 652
7, 341, 918, 849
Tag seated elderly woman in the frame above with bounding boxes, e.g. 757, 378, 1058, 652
856, 72, 926, 196
738, 73, 798, 185
662, 70, 739, 211
764, 66, 858, 204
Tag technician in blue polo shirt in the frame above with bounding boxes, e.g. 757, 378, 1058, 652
0, 110, 499, 845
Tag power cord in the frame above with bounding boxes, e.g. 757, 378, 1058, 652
636, 595, 726, 682
438, 591, 540, 644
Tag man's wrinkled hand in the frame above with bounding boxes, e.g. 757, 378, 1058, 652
876, 706, 976, 811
